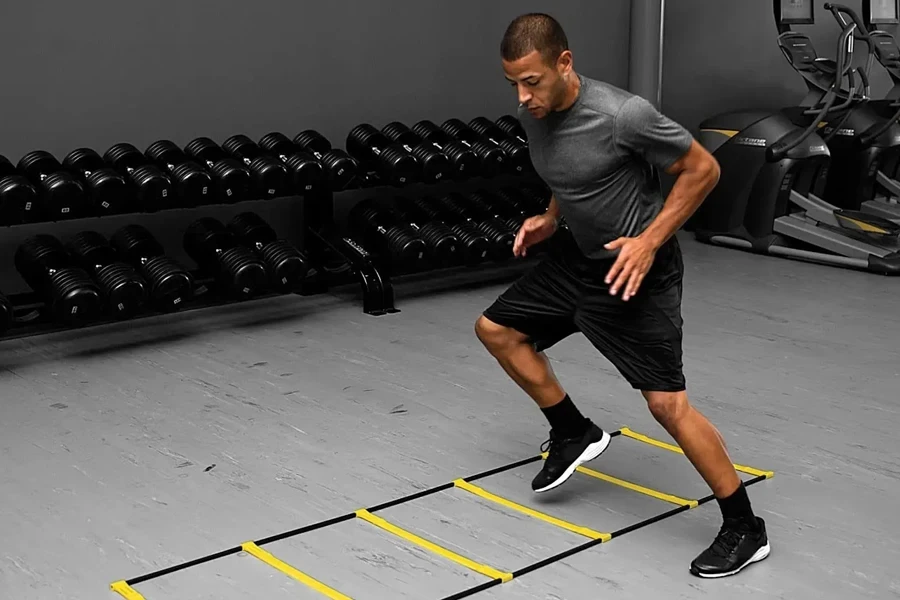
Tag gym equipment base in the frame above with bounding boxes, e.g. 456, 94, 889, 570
109, 426, 774, 600
0, 268, 329, 342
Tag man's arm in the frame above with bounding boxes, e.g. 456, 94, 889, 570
605, 96, 719, 300
640, 140, 720, 250
545, 194, 561, 223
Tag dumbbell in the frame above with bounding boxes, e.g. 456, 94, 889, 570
14, 234, 102, 324
434, 193, 516, 260
144, 140, 215, 207
484, 186, 539, 219
227, 212, 311, 292
0, 154, 39, 225
387, 196, 464, 269
411, 120, 506, 178
61, 148, 132, 216
254, 133, 328, 194
463, 190, 527, 234
291, 130, 359, 190
183, 138, 253, 203
68, 231, 147, 318
440, 119, 516, 176
16, 151, 88, 220
219, 135, 290, 199
110, 224, 195, 312
399, 196, 492, 266
492, 186, 561, 254
0, 291, 13, 335
103, 143, 176, 212
380, 122, 473, 182
374, 122, 451, 184
347, 199, 428, 270
495, 115, 528, 145
517, 183, 554, 212
183, 218, 269, 299
346, 124, 420, 186
467, 117, 532, 173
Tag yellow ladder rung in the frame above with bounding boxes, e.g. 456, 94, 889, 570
355, 509, 513, 583
569, 464, 699, 508
110, 581, 146, 600
619, 427, 775, 479
453, 479, 612, 541
242, 542, 353, 600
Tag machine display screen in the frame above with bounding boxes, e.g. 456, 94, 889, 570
869, 0, 900, 24
780, 0, 814, 24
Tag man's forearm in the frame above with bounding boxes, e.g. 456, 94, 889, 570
545, 195, 561, 221
641, 162, 720, 249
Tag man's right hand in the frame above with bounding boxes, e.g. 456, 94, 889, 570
512, 213, 558, 257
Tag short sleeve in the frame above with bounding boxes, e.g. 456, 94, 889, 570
614, 95, 694, 170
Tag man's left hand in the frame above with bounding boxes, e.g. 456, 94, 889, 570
603, 236, 658, 301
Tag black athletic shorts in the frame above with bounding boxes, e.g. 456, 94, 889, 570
482, 231, 686, 392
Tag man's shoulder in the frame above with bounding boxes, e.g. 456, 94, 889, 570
577, 75, 635, 118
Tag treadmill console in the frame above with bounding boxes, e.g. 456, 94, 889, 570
864, 0, 900, 75
865, 0, 900, 25
871, 31, 900, 64
778, 33, 820, 70
775, 0, 815, 30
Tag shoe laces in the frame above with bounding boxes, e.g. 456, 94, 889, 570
709, 520, 746, 557
540, 430, 568, 461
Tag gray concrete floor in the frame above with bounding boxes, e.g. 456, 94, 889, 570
1, 232, 898, 600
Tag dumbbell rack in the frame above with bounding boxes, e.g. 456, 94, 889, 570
0, 117, 544, 339
305, 165, 549, 317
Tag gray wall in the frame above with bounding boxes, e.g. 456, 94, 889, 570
0, 1, 629, 160
661, 0, 895, 134
0, 1, 630, 297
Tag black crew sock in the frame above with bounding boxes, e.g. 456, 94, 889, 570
541, 394, 590, 438
716, 482, 758, 529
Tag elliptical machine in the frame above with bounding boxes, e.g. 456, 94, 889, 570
691, 0, 900, 275
835, 0, 900, 221
798, 2, 900, 223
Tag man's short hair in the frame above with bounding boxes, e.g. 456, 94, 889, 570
500, 13, 569, 65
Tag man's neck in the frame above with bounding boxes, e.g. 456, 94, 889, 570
555, 72, 581, 112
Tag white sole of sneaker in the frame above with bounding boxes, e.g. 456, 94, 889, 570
533, 430, 612, 493
691, 542, 771, 578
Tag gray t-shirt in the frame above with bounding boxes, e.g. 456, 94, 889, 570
518, 74, 694, 260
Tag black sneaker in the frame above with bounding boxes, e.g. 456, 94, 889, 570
532, 420, 611, 493
690, 516, 770, 578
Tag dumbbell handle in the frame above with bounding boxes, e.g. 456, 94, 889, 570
71, 166, 101, 179
427, 140, 451, 153
509, 132, 526, 145
480, 133, 504, 148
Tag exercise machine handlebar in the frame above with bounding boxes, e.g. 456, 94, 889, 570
768, 22, 858, 161
825, 3, 871, 37
825, 2, 900, 146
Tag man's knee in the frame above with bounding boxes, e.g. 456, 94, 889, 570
643, 390, 690, 426
475, 315, 525, 355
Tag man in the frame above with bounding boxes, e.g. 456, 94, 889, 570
474, 13, 770, 578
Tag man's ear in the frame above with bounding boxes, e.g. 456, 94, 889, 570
556, 50, 573, 74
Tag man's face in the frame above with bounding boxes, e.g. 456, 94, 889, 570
502, 49, 571, 119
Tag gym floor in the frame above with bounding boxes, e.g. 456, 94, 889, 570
0, 232, 897, 600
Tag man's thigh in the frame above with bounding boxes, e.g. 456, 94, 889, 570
574, 239, 686, 392
481, 254, 580, 351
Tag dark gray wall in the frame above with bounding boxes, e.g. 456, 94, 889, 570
0, 1, 629, 160
0, 2, 630, 297
661, 0, 894, 134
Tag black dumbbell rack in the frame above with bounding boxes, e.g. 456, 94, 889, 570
0, 115, 547, 340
